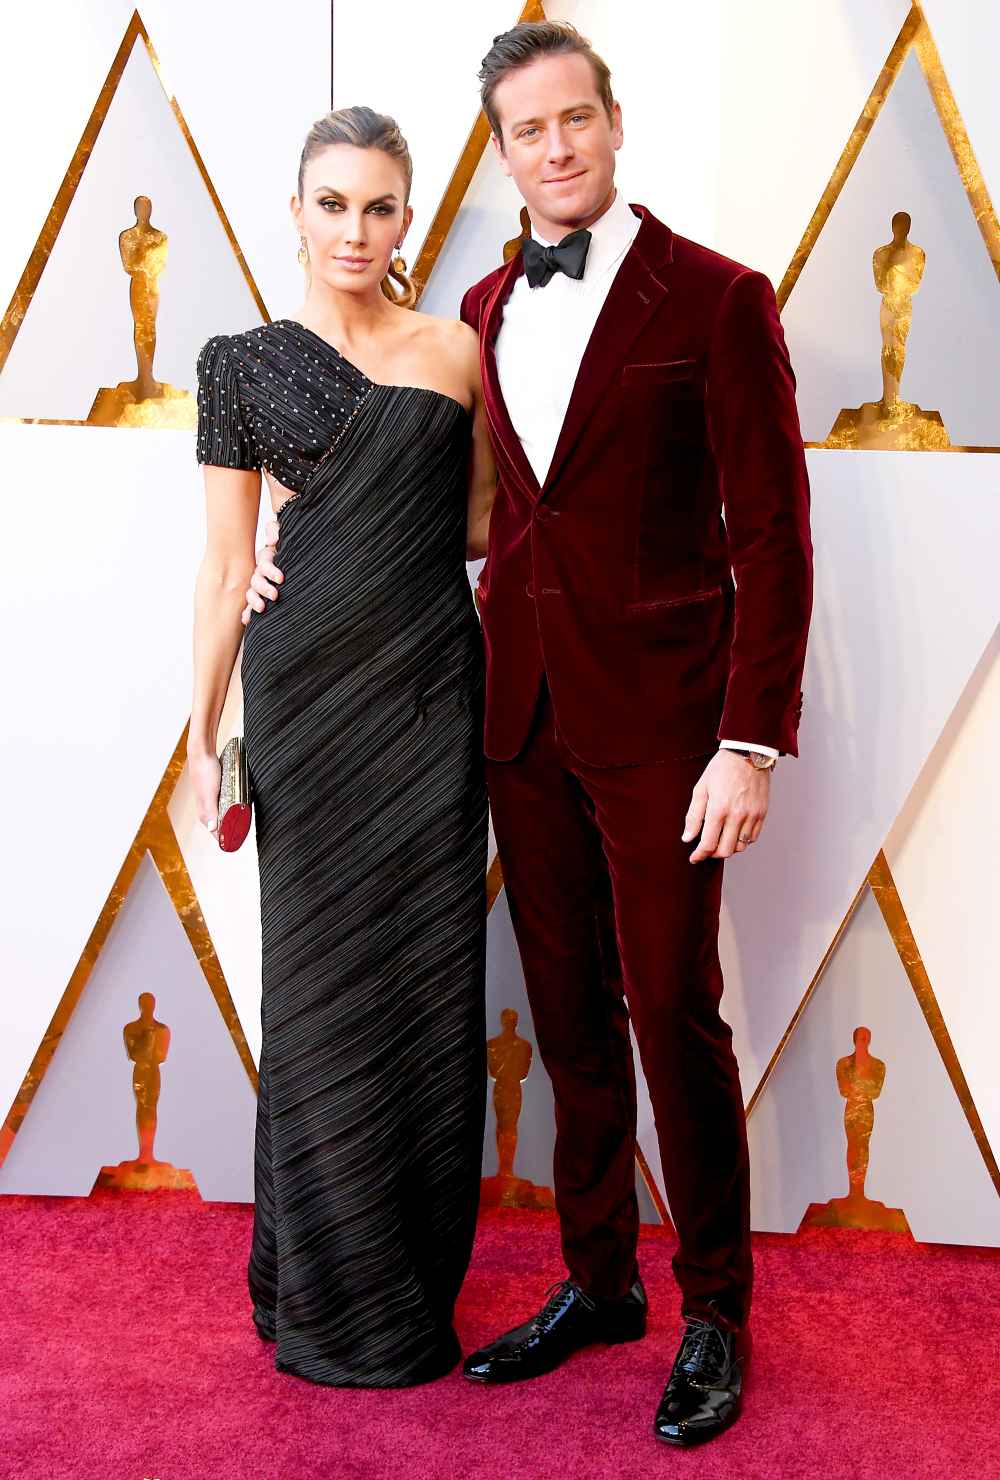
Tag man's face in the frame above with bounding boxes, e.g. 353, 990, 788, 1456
490, 52, 623, 239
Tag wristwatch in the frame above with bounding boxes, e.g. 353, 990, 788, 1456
728, 747, 777, 772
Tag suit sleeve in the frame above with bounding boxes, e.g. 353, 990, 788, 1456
706, 270, 813, 757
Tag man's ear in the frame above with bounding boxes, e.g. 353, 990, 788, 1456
491, 132, 513, 179
611, 102, 624, 152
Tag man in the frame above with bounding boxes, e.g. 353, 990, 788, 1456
242, 21, 812, 1448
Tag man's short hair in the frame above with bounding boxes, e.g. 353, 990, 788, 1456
479, 20, 614, 146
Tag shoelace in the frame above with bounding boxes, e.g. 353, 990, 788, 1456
510, 1279, 594, 1351
678, 1317, 731, 1382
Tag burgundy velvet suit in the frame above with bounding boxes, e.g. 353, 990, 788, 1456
460, 206, 812, 1330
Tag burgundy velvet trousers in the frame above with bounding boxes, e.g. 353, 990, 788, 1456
486, 684, 753, 1330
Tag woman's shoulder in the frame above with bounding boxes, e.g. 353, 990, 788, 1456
196, 323, 274, 375
409, 312, 478, 364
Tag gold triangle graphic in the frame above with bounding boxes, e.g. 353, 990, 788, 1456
868, 851, 1000, 1195
0, 8, 269, 424
747, 850, 1000, 1203
778, 3, 999, 311
0, 723, 257, 1172
777, 2, 1000, 454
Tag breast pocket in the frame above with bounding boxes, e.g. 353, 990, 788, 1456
622, 359, 705, 446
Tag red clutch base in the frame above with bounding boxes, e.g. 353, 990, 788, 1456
218, 803, 252, 852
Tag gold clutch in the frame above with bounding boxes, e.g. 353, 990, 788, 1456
217, 735, 252, 852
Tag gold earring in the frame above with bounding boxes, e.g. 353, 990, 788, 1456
392, 250, 408, 275
297, 235, 308, 267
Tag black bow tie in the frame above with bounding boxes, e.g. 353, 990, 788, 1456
522, 228, 592, 289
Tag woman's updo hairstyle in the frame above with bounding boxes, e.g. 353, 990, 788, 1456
297, 105, 417, 309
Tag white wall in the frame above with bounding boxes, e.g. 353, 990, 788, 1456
2, 1, 997, 1239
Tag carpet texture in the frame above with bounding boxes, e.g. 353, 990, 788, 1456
2, 1192, 998, 1479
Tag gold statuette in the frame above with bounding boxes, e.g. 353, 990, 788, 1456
480, 1008, 555, 1211
92, 993, 198, 1193
825, 212, 951, 451
800, 1026, 911, 1234
86, 195, 196, 429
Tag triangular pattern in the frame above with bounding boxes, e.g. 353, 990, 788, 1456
0, 712, 256, 1173
748, 877, 1000, 1243
0, 9, 267, 420
777, 4, 1000, 448
0, 854, 257, 1201
739, 1, 1000, 1231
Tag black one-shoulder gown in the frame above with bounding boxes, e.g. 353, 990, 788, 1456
196, 320, 487, 1386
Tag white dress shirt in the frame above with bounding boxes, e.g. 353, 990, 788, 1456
495, 188, 640, 488
493, 190, 776, 761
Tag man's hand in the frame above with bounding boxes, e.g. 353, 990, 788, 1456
240, 517, 283, 625
683, 750, 771, 862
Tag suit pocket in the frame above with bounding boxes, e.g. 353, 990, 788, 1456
626, 585, 724, 617
622, 357, 698, 386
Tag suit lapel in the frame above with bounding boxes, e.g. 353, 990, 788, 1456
542, 209, 672, 497
479, 253, 541, 502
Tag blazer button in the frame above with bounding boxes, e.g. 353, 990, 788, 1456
535, 506, 550, 522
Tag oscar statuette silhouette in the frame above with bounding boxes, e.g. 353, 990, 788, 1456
480, 1009, 555, 1211
92, 992, 198, 1193
800, 1027, 911, 1233
87, 195, 197, 429
826, 212, 951, 450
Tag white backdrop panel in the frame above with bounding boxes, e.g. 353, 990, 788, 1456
3, 1, 997, 1231
717, 0, 912, 282
919, 0, 1000, 217
884, 631, 1000, 1172
0, 426, 207, 1119
718, 450, 1000, 1103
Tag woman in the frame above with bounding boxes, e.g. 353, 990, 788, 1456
189, 106, 495, 1387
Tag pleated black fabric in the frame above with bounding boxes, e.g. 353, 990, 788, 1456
196, 321, 487, 1387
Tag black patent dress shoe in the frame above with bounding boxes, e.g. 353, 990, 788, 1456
653, 1316, 747, 1447
463, 1276, 647, 1383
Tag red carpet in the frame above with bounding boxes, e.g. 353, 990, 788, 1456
2, 1192, 998, 1480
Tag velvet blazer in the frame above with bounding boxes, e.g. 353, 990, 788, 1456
460, 204, 813, 766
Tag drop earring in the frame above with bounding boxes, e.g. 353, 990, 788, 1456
297, 235, 308, 267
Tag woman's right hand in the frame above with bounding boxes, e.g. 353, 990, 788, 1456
241, 519, 283, 625
189, 750, 222, 837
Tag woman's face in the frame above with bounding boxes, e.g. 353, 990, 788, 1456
293, 144, 412, 297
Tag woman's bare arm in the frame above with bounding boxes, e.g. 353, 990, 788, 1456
189, 464, 262, 831
459, 323, 496, 561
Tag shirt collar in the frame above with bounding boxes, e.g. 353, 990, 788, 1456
532, 188, 638, 282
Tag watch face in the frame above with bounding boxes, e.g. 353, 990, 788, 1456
750, 752, 775, 770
